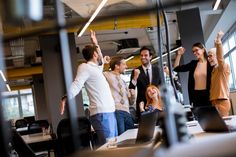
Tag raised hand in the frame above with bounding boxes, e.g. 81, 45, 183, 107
103, 56, 111, 64
139, 101, 145, 112
215, 31, 224, 44
90, 29, 98, 45
59, 97, 67, 115
177, 47, 185, 56
133, 69, 140, 81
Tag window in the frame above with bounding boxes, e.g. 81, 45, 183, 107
225, 57, 234, 89
222, 24, 236, 90
228, 34, 236, 49
1, 88, 35, 120
82, 87, 89, 109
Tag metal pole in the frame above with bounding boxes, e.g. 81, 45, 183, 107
53, 0, 80, 152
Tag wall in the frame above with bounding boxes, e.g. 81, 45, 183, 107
39, 33, 84, 132
32, 74, 48, 120
176, 8, 205, 105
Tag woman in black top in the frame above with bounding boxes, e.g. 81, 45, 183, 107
173, 43, 213, 108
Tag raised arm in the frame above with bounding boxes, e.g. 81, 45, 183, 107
174, 47, 185, 68
60, 96, 67, 115
90, 30, 104, 63
215, 31, 224, 65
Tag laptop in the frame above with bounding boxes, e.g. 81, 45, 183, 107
192, 106, 236, 132
117, 110, 159, 147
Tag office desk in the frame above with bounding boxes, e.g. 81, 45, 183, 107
21, 133, 52, 144
98, 126, 162, 150
187, 115, 236, 140
98, 115, 236, 151
21, 133, 58, 156
16, 127, 29, 135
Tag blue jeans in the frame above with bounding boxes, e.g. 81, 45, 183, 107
115, 110, 134, 135
90, 112, 118, 146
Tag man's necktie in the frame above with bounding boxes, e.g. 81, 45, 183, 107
146, 69, 150, 84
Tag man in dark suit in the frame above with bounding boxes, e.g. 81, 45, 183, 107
129, 46, 162, 119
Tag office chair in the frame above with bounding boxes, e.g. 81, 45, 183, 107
57, 117, 92, 156
24, 116, 35, 125
28, 120, 49, 134
11, 130, 47, 157
15, 119, 28, 129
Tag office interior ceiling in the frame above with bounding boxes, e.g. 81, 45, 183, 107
2, 0, 235, 89
63, 0, 149, 18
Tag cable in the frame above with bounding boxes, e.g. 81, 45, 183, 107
155, 0, 165, 84
160, 0, 179, 101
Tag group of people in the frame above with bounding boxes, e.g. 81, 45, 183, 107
59, 30, 162, 146
174, 31, 231, 117
59, 29, 230, 147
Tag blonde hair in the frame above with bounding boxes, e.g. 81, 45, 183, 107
145, 84, 162, 108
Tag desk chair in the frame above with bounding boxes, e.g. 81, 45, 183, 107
15, 119, 28, 129
28, 120, 49, 134
24, 116, 35, 125
11, 130, 47, 157
57, 117, 92, 156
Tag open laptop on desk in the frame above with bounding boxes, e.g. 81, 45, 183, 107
117, 110, 159, 147
193, 106, 236, 132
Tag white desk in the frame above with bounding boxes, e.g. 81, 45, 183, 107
98, 126, 162, 150
21, 133, 52, 144
187, 115, 236, 140
98, 115, 236, 150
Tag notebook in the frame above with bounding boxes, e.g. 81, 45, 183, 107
117, 110, 159, 147
192, 106, 236, 132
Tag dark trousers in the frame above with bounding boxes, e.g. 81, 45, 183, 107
192, 89, 211, 108
115, 110, 134, 135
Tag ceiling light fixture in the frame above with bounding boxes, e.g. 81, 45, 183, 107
77, 0, 108, 37
213, 0, 221, 10
125, 55, 134, 62
0, 70, 11, 92
151, 46, 182, 63
6, 84, 11, 92
0, 70, 7, 82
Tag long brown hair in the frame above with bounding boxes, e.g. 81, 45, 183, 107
192, 42, 208, 60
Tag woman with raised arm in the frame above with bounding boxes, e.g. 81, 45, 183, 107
173, 44, 213, 108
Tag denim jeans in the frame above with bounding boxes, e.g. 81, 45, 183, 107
90, 112, 118, 146
115, 110, 134, 135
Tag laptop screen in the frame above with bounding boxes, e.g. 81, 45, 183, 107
136, 110, 159, 143
192, 106, 229, 132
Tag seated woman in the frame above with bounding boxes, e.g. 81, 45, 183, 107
139, 85, 164, 113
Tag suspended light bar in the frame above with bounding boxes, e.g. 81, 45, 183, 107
0, 70, 7, 82
0, 70, 11, 91
6, 84, 11, 92
77, 0, 108, 37
125, 55, 134, 62
213, 0, 221, 10
151, 46, 182, 63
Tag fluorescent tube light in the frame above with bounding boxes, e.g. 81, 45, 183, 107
213, 0, 221, 11
6, 84, 11, 92
125, 55, 134, 62
151, 46, 182, 63
77, 0, 108, 37
0, 70, 7, 82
